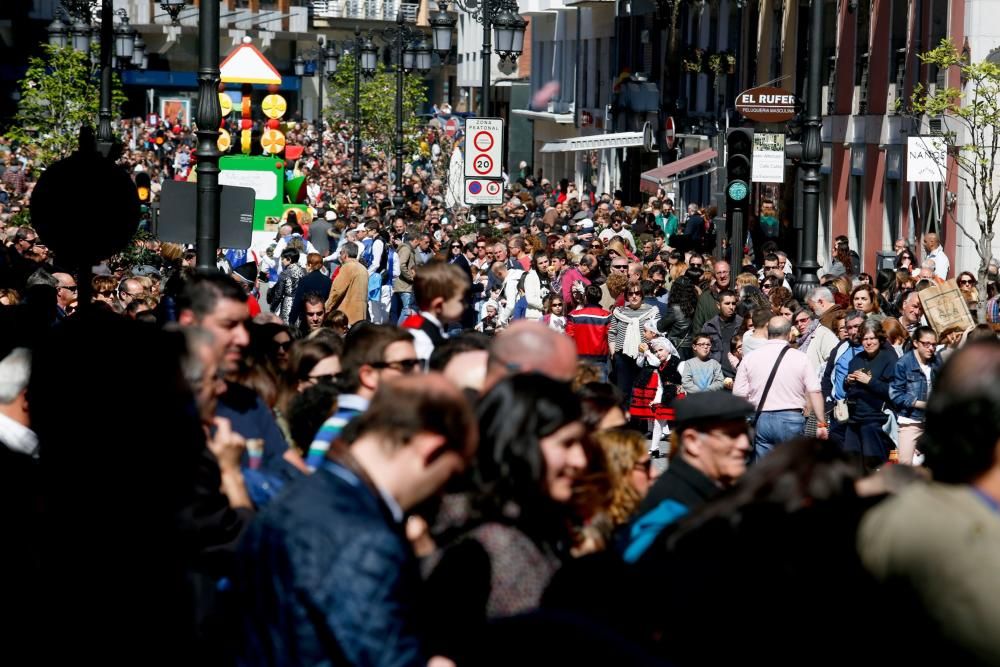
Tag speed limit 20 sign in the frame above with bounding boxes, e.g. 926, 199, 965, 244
464, 117, 503, 180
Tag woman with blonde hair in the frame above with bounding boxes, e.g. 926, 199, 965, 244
669, 261, 688, 283
734, 272, 759, 291
594, 428, 655, 527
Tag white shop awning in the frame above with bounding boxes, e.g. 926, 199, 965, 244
539, 131, 645, 153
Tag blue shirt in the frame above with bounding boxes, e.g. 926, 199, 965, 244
832, 342, 863, 401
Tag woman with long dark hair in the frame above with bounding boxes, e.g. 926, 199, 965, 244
423, 374, 588, 662
658, 276, 698, 359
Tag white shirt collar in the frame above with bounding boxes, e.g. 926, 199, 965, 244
0, 412, 38, 458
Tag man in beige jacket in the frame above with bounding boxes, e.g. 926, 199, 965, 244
325, 241, 369, 326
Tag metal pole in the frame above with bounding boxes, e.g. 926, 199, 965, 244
480, 0, 491, 117
195, 0, 222, 270
95, 0, 114, 158
478, 0, 492, 226
352, 27, 362, 182
795, 0, 823, 299
318, 54, 324, 167
395, 10, 405, 206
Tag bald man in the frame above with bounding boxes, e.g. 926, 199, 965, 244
922, 233, 950, 280
483, 320, 578, 391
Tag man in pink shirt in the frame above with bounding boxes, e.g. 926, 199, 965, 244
733, 316, 829, 460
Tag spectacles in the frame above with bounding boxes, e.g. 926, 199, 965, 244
633, 458, 653, 475
627, 291, 642, 296
371, 358, 422, 373
58, 284, 78, 293
97, 290, 115, 298
551, 302, 564, 308
689, 262, 703, 268
612, 265, 628, 271
275, 340, 293, 351
308, 373, 338, 385
451, 245, 461, 249
693, 342, 711, 347
795, 317, 811, 324
959, 279, 973, 285
914, 340, 937, 347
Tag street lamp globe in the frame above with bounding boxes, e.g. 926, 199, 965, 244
293, 55, 306, 77
115, 21, 136, 60
71, 19, 91, 54
492, 8, 518, 58
360, 36, 378, 77
47, 16, 69, 48
414, 38, 432, 75
402, 42, 415, 72
160, 0, 189, 26
511, 13, 528, 58
429, 4, 456, 56
324, 42, 339, 73
131, 35, 146, 67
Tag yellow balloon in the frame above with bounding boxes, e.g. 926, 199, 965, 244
262, 94, 287, 119
241, 129, 252, 154
217, 128, 231, 152
261, 128, 286, 154
219, 93, 233, 117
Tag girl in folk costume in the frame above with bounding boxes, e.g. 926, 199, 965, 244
631, 335, 683, 458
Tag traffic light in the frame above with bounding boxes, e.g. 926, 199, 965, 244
726, 128, 753, 262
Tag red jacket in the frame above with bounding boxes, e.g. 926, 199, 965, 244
565, 306, 612, 357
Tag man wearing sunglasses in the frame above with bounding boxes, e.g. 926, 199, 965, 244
305, 324, 421, 470
53, 272, 78, 318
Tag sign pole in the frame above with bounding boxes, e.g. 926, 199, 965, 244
195, 0, 222, 270
795, 0, 823, 299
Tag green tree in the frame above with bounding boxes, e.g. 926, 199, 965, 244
907, 38, 1000, 318
325, 52, 428, 159
6, 44, 126, 170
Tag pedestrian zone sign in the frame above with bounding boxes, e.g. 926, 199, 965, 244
464, 118, 504, 180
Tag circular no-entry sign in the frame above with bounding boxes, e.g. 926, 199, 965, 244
473, 154, 493, 175
664, 116, 676, 150
468, 181, 483, 194
473, 131, 494, 152
445, 117, 459, 138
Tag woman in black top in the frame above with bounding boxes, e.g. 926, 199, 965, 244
844, 320, 899, 473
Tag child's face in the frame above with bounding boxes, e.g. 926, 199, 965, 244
694, 340, 711, 360
486, 305, 497, 317
440, 290, 466, 323
654, 346, 670, 362
643, 328, 657, 340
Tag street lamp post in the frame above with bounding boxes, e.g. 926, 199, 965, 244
429, 1, 526, 223
296, 39, 341, 168
194, 0, 221, 269
795, 0, 824, 298
52, 1, 151, 157
357, 31, 378, 182
378, 11, 431, 207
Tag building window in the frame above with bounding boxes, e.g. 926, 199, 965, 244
595, 38, 603, 109
884, 177, 900, 251
582, 39, 589, 111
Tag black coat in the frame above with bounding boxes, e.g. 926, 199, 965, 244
288, 269, 332, 327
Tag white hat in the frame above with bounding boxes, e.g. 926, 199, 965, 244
519, 161, 527, 169
325, 210, 337, 221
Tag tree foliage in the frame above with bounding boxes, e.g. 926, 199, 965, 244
908, 38, 1000, 314
325, 52, 428, 160
6, 44, 126, 170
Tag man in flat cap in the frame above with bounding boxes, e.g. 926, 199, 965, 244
622, 391, 753, 562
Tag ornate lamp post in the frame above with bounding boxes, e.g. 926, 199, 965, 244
376, 11, 432, 207
431, 0, 526, 117
794, 0, 824, 298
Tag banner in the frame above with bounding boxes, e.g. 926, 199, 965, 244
751, 133, 785, 183
907, 136, 947, 182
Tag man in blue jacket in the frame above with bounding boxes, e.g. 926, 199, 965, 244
234, 373, 477, 666
889, 325, 940, 465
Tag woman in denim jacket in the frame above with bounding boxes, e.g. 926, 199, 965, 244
890, 326, 941, 464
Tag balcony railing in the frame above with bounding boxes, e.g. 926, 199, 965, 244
311, 0, 418, 22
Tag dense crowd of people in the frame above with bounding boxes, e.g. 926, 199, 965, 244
1, 116, 1000, 665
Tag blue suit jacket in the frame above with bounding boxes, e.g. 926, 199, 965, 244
234, 461, 424, 667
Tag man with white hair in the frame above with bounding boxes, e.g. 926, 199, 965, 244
0, 348, 35, 460
922, 232, 950, 280
805, 286, 842, 372
0, 347, 39, 667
